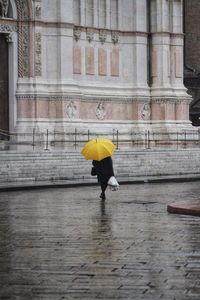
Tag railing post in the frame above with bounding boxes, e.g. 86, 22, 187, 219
74, 128, 77, 149
147, 130, 150, 149
116, 130, 119, 149
44, 129, 49, 151
177, 132, 179, 149
184, 130, 187, 149
32, 128, 35, 150
112, 129, 119, 149
113, 129, 115, 144
88, 129, 90, 141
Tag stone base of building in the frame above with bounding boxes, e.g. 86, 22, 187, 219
12, 119, 198, 151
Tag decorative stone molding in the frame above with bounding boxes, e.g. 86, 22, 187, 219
151, 97, 191, 104
16, 0, 33, 77
35, 32, 42, 76
74, 27, 81, 41
5, 33, 13, 43
16, 0, 30, 21
141, 103, 151, 120
19, 25, 29, 77
86, 30, 94, 43
0, 24, 17, 33
66, 101, 77, 119
17, 94, 151, 104
0, 0, 9, 17
99, 31, 107, 44
96, 103, 106, 120
111, 32, 119, 44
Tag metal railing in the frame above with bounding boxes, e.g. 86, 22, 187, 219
0, 127, 199, 151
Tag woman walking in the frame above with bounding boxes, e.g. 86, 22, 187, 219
92, 156, 114, 200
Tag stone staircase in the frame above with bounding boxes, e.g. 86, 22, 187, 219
1, 149, 200, 185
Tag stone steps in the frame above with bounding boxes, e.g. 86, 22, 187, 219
1, 149, 200, 183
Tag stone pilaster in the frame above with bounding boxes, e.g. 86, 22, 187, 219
106, 0, 111, 29
151, 0, 172, 97
93, 0, 98, 28
150, 0, 192, 128
80, 0, 86, 26
133, 0, 149, 98
170, 0, 186, 96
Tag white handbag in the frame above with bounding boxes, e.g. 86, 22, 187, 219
108, 176, 119, 191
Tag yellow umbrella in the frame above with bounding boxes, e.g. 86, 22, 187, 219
81, 138, 116, 161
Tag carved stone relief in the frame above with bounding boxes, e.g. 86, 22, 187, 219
99, 31, 106, 44
35, 32, 42, 76
0, 0, 9, 17
35, 3, 41, 19
5, 33, 13, 42
111, 32, 119, 44
66, 101, 77, 119
16, 0, 30, 21
19, 25, 29, 77
96, 103, 106, 120
141, 103, 151, 120
16, 0, 32, 77
74, 27, 81, 41
86, 30, 94, 43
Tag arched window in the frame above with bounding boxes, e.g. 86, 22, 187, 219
110, 0, 118, 30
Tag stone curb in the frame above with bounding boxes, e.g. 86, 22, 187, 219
1, 174, 200, 192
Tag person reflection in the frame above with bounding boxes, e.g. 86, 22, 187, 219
91, 200, 113, 260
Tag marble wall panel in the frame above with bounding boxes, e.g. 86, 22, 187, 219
78, 101, 137, 120
108, 102, 138, 120
85, 47, 94, 75
17, 98, 190, 122
49, 101, 57, 119
151, 102, 165, 120
17, 99, 35, 119
17, 99, 73, 120
152, 50, 158, 77
73, 46, 82, 74
111, 48, 119, 77
36, 101, 49, 118
78, 102, 96, 119
175, 51, 182, 78
165, 103, 176, 120
98, 48, 107, 76
175, 103, 189, 120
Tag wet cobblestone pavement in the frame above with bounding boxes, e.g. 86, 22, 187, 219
1, 182, 200, 300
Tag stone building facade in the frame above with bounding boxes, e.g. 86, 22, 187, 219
0, 0, 194, 143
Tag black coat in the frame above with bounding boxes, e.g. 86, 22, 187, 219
92, 156, 114, 183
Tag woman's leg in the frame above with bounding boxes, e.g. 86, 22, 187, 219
100, 181, 107, 200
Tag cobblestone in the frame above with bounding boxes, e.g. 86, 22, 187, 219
1, 182, 200, 299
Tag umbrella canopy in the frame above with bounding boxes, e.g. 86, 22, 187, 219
81, 138, 116, 161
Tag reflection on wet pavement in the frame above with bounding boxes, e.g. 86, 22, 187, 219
0, 182, 200, 299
